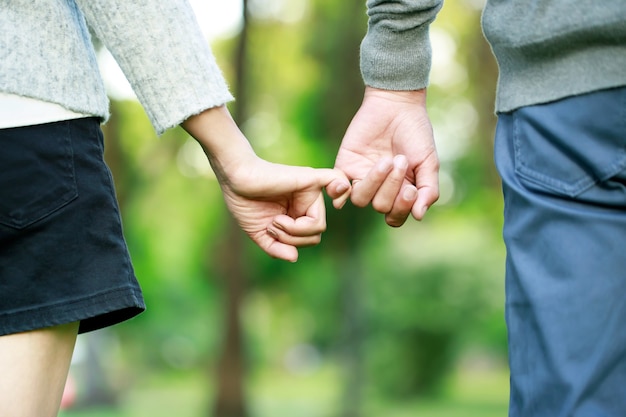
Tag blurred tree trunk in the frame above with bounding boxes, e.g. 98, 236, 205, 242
211, 218, 248, 417
304, 1, 371, 416
335, 225, 367, 417
462, 6, 499, 188
472, 27, 499, 188
210, 1, 251, 417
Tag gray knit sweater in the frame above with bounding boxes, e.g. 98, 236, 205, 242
2, 1, 625, 131
0, 0, 233, 134
362, 0, 626, 112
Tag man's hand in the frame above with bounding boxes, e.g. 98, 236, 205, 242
334, 87, 439, 226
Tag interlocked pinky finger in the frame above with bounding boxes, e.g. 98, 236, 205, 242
266, 226, 323, 248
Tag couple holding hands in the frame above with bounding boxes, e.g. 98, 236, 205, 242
5, 1, 626, 416
0, 1, 439, 414
186, 87, 439, 262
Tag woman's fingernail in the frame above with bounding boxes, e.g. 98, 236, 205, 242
403, 187, 418, 201
335, 182, 349, 194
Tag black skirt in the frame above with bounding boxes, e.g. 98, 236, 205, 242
0, 117, 145, 335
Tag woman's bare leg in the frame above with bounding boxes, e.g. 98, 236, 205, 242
0, 322, 79, 417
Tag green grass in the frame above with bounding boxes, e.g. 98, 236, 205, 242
59, 365, 509, 417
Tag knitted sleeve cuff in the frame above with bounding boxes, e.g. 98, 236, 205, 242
78, 0, 234, 135
360, 0, 443, 91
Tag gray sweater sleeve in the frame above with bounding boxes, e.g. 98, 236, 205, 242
75, 0, 234, 134
361, 0, 443, 91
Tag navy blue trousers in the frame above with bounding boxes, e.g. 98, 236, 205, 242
495, 87, 626, 417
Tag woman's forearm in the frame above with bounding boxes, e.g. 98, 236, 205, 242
181, 105, 257, 185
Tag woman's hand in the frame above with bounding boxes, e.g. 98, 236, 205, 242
182, 106, 350, 262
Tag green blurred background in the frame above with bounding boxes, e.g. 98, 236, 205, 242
60, 0, 509, 416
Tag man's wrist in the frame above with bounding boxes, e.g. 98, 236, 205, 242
363, 86, 427, 105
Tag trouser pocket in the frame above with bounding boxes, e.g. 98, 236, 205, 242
511, 87, 626, 200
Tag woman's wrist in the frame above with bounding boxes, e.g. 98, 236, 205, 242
181, 105, 257, 184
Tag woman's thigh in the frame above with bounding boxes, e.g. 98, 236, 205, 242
0, 322, 79, 417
